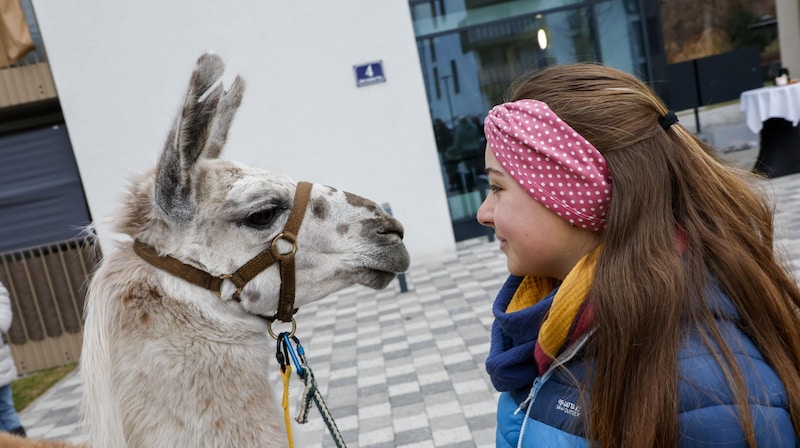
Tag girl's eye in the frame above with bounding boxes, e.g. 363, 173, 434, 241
245, 209, 277, 227
489, 184, 502, 193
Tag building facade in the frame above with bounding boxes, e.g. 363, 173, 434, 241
1, 0, 797, 374
6, 0, 798, 258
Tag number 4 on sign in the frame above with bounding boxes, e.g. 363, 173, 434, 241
354, 61, 385, 87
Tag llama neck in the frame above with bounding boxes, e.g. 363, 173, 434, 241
82, 252, 285, 447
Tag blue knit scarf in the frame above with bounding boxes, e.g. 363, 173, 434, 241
485, 275, 558, 393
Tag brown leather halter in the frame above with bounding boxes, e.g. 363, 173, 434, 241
133, 181, 313, 323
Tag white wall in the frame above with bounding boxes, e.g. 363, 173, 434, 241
31, 0, 458, 267
777, 0, 800, 78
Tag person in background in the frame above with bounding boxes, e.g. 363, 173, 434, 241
0, 282, 24, 437
446, 116, 484, 192
447, 115, 482, 160
432, 118, 453, 155
477, 62, 800, 447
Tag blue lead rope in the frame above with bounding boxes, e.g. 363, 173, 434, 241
277, 333, 348, 448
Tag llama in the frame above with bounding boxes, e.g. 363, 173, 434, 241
1, 53, 409, 448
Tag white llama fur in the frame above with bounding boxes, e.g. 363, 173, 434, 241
53, 53, 408, 448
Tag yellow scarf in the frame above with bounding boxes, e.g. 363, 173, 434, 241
506, 248, 598, 359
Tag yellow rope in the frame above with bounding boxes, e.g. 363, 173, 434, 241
281, 366, 294, 448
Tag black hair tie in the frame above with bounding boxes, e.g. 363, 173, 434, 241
659, 110, 679, 130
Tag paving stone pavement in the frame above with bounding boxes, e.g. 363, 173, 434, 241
18, 152, 800, 447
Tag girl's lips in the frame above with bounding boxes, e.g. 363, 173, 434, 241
497, 237, 507, 250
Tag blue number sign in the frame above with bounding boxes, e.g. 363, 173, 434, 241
353, 61, 386, 87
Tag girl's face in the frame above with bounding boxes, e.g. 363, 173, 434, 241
477, 146, 600, 280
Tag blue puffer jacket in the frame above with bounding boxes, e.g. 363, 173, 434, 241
487, 275, 798, 447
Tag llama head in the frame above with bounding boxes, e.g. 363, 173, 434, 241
117, 53, 410, 317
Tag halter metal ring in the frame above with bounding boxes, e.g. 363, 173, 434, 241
267, 317, 297, 340
217, 274, 242, 299
270, 232, 298, 257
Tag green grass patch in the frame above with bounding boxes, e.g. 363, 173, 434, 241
11, 363, 77, 412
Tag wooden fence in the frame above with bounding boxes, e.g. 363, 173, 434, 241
0, 236, 101, 375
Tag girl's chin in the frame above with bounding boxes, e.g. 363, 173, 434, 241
505, 260, 522, 276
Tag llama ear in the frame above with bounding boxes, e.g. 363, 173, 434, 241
203, 75, 245, 159
155, 53, 225, 220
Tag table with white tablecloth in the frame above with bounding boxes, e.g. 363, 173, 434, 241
740, 82, 800, 177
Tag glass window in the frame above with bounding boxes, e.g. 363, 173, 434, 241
594, 0, 647, 77
421, 8, 597, 130
410, 0, 584, 38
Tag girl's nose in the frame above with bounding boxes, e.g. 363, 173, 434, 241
476, 200, 492, 227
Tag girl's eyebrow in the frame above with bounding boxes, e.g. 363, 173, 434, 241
484, 167, 505, 176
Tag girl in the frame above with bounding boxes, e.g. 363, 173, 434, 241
477, 63, 800, 447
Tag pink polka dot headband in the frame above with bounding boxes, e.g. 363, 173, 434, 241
484, 99, 612, 231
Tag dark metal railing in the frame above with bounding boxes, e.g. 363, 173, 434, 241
0, 236, 101, 374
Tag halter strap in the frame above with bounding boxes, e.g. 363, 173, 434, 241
133, 181, 313, 322
274, 181, 312, 321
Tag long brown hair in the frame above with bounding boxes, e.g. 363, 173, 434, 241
507, 63, 800, 447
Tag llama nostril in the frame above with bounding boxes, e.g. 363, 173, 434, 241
380, 218, 405, 239
384, 229, 404, 240
364, 217, 405, 240
378, 203, 405, 239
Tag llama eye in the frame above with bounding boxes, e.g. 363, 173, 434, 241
245, 209, 277, 227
